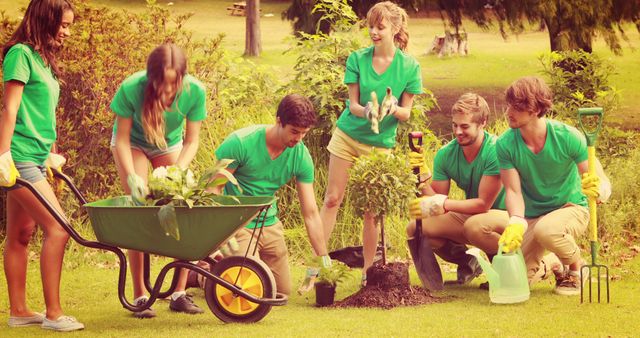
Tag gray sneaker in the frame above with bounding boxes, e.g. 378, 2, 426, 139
8, 312, 45, 327
41, 315, 84, 332
169, 294, 204, 314
133, 297, 156, 319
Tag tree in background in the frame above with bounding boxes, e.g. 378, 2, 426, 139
430, 0, 640, 54
245, 0, 261, 56
283, 0, 418, 36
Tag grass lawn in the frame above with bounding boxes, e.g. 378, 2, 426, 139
0, 245, 639, 337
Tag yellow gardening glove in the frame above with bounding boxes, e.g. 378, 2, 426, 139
45, 153, 66, 180
581, 172, 600, 200
499, 216, 527, 253
409, 194, 447, 219
408, 151, 432, 183
0, 151, 20, 187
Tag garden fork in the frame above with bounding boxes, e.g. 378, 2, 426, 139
577, 107, 610, 303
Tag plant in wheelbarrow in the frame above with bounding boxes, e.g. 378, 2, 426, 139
335, 150, 439, 308
145, 159, 239, 240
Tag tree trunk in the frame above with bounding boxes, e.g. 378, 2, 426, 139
244, 0, 261, 57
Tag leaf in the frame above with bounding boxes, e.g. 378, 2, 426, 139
158, 203, 180, 241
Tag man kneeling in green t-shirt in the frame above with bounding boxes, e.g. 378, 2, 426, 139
408, 93, 509, 285
212, 94, 331, 296
494, 77, 611, 296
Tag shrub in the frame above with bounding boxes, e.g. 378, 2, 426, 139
539, 50, 619, 120
348, 151, 416, 221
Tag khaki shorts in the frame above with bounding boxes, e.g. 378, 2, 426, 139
327, 127, 390, 162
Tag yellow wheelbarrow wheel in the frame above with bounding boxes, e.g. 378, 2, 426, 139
204, 256, 276, 323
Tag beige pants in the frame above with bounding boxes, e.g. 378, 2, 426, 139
464, 204, 589, 280
413, 209, 509, 248
327, 127, 390, 162
521, 204, 589, 279
235, 221, 291, 296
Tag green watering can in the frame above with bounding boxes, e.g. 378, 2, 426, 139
467, 245, 530, 304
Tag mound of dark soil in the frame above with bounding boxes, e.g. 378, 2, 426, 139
333, 262, 444, 309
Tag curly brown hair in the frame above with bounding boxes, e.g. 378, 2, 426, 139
505, 77, 553, 118
276, 94, 317, 128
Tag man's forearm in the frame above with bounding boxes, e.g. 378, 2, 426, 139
304, 213, 328, 256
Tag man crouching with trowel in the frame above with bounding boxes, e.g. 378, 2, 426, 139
407, 93, 509, 286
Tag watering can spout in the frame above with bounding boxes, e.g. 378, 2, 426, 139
466, 248, 499, 288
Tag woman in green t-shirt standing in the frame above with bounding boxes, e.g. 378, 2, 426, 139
320, 1, 423, 285
110, 43, 207, 318
0, 0, 84, 332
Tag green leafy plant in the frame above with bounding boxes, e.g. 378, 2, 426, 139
316, 260, 353, 287
146, 160, 238, 240
348, 151, 417, 221
539, 50, 619, 120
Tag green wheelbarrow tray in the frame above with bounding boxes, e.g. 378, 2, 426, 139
84, 195, 275, 261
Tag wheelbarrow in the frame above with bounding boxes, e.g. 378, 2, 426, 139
14, 169, 287, 323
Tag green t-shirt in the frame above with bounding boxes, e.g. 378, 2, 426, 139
3, 44, 60, 165
336, 46, 422, 148
215, 125, 315, 228
496, 119, 588, 217
110, 71, 207, 148
433, 131, 505, 209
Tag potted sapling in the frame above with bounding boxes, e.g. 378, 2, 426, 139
314, 260, 353, 307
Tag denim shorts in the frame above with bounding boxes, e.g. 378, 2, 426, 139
110, 133, 183, 159
3, 161, 47, 191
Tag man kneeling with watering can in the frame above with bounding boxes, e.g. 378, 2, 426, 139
408, 93, 509, 285
476, 76, 610, 296
207, 94, 331, 296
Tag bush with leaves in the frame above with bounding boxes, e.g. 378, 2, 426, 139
539, 50, 619, 120
348, 150, 416, 222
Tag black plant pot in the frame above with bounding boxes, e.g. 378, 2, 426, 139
315, 282, 336, 307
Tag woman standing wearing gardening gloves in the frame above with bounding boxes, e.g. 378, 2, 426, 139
320, 1, 422, 285
0, 0, 84, 331
111, 43, 207, 317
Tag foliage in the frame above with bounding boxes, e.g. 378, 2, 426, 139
316, 260, 353, 287
146, 161, 237, 240
283, 0, 357, 36
281, 24, 366, 161
539, 50, 619, 120
429, 0, 640, 54
348, 150, 417, 221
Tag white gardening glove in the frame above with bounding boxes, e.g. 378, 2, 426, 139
45, 153, 66, 179
379, 87, 398, 119
127, 173, 148, 206
409, 194, 448, 219
0, 151, 19, 187
297, 255, 332, 294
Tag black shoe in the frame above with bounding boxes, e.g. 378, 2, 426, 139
133, 298, 156, 319
435, 241, 482, 285
169, 294, 204, 314
479, 281, 489, 290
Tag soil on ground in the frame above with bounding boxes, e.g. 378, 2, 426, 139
332, 262, 445, 309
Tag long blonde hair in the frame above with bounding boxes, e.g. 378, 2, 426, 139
142, 43, 187, 149
366, 1, 410, 51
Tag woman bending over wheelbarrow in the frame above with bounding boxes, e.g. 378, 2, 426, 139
0, 0, 84, 332
110, 43, 207, 318
319, 1, 422, 285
